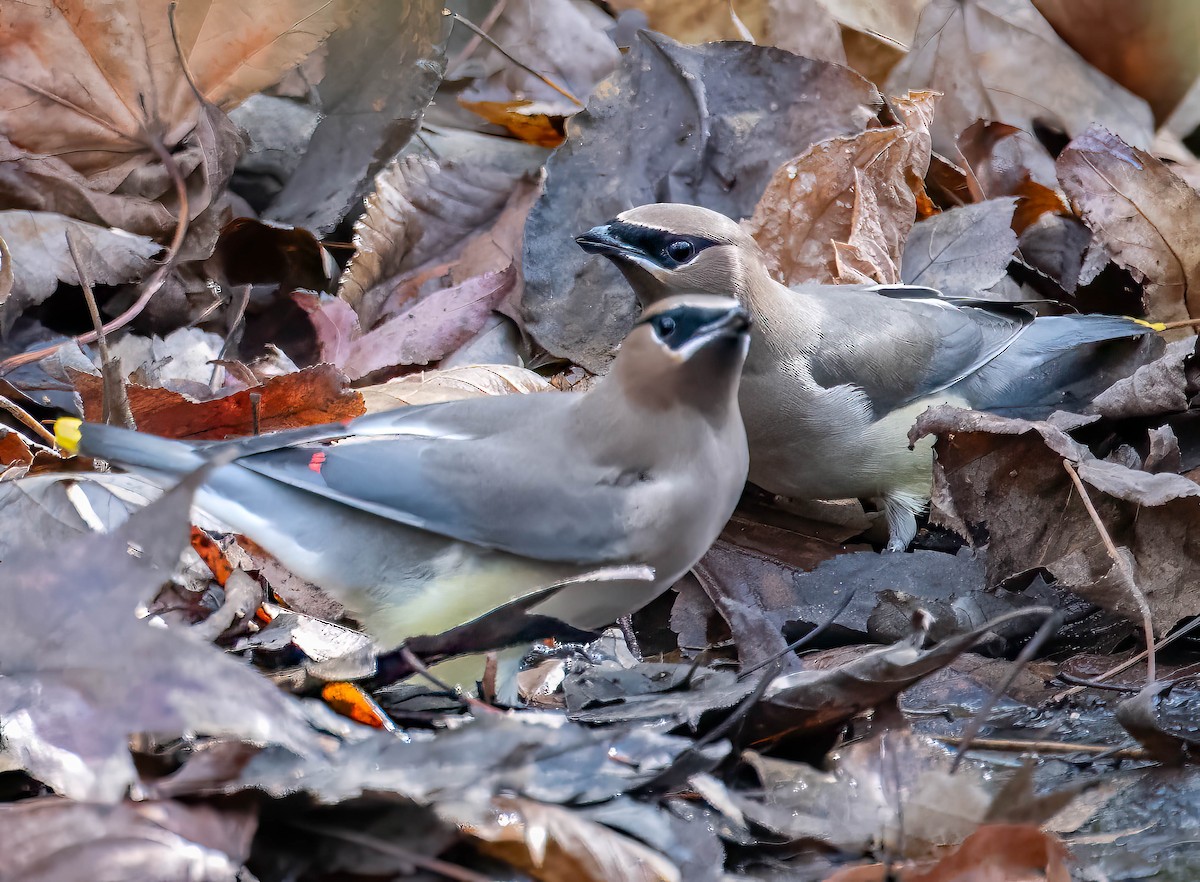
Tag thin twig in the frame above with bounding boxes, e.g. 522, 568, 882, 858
1063, 459, 1156, 684
0, 396, 57, 447
0, 133, 190, 375
448, 10, 583, 106
291, 821, 493, 882
1156, 317, 1200, 331
1056, 616, 1200, 699
951, 609, 1061, 773
447, 0, 508, 71
398, 647, 499, 715
66, 229, 135, 429
1055, 672, 1140, 693
738, 587, 858, 679
936, 735, 1150, 761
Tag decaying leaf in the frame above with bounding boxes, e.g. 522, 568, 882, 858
266, 0, 448, 234
523, 33, 882, 370
359, 364, 552, 413
826, 823, 1072, 881
913, 406, 1200, 634
1116, 677, 1200, 764
900, 199, 1017, 296
1058, 126, 1200, 329
70, 363, 364, 440
448, 795, 681, 882
1034, 0, 1200, 123
300, 267, 517, 379
746, 92, 936, 286
0, 798, 257, 882
887, 0, 1154, 156
0, 211, 161, 326
0, 469, 321, 801
338, 132, 547, 330
607, 0, 846, 62
749, 608, 1050, 744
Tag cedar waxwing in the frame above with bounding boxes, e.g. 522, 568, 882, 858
578, 203, 1158, 551
57, 295, 751, 654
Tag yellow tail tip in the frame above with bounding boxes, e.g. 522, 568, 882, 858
54, 417, 83, 453
1126, 317, 1167, 331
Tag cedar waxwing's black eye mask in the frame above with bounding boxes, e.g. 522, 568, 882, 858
638, 304, 750, 351
601, 221, 721, 269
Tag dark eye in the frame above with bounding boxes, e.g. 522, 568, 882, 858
654, 315, 676, 338
666, 240, 694, 262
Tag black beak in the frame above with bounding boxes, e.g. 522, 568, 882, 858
706, 305, 752, 337
575, 224, 639, 258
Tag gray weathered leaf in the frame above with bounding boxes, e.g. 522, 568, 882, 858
522, 33, 881, 371
901, 199, 1017, 295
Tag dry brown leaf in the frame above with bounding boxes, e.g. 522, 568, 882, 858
70, 364, 363, 441
886, 0, 1153, 157
452, 795, 680, 882
820, 0, 932, 47
1034, 0, 1200, 123
359, 364, 551, 413
0, 231, 12, 307
0, 0, 346, 183
338, 135, 546, 330
826, 824, 1071, 881
0, 429, 34, 468
1057, 125, 1200, 329
745, 91, 936, 286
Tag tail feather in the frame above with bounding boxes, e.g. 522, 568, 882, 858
77, 423, 206, 475
961, 314, 1161, 414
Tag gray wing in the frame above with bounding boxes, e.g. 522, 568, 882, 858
803, 285, 1032, 415
230, 393, 642, 565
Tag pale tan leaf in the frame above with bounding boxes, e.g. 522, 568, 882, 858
360, 364, 553, 413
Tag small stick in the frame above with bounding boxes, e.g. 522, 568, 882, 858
248, 392, 261, 436
1056, 616, 1200, 699
66, 229, 135, 429
448, 11, 583, 106
398, 647, 499, 715
447, 0, 508, 71
291, 821, 493, 882
936, 735, 1150, 761
1055, 672, 1140, 692
0, 396, 57, 447
1063, 459, 1156, 684
738, 586, 858, 679
951, 610, 1061, 773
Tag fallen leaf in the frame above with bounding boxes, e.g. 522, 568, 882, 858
359, 364, 552, 412
1033, 0, 1200, 123
1057, 125, 1200, 329
266, 0, 449, 234
449, 795, 681, 882
886, 0, 1154, 157
523, 33, 881, 370
461, 99, 568, 147
0, 468, 321, 801
0, 231, 11, 306
746, 92, 936, 286
0, 428, 34, 468
71, 363, 364, 440
0, 211, 161, 327
913, 406, 1200, 634
1088, 339, 1199, 420
826, 824, 1072, 881
300, 267, 518, 380
607, 0, 846, 62
338, 132, 547, 330
900, 199, 1017, 296
749, 608, 1050, 745
0, 797, 257, 882
1116, 677, 1200, 764
820, 0, 932, 47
